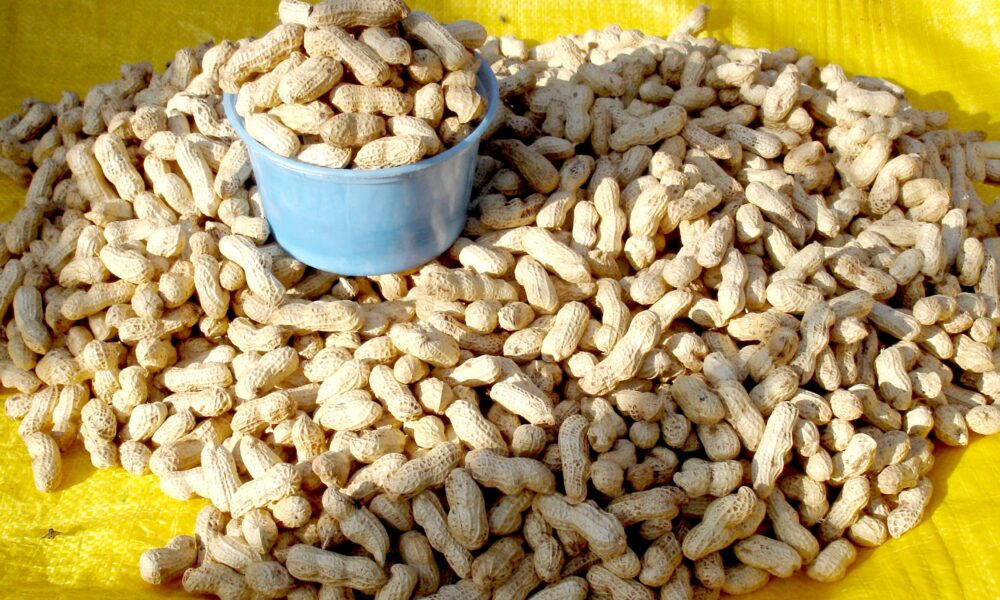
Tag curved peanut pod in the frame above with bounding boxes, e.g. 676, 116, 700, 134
533, 493, 627, 560
412, 490, 474, 578
285, 544, 387, 594
401, 10, 467, 71
751, 402, 798, 498
383, 442, 462, 499
465, 449, 555, 495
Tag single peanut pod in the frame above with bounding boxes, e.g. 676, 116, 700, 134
412, 490, 474, 578
139, 535, 198, 584
443, 467, 489, 552
306, 27, 389, 87
806, 539, 857, 583
278, 56, 344, 105
401, 11, 467, 71
733, 535, 802, 578
13, 286, 51, 354
24, 431, 62, 492
384, 442, 462, 499
465, 448, 556, 496
94, 133, 145, 200
414, 82, 445, 127
558, 414, 591, 505
360, 27, 412, 65
246, 113, 301, 158
331, 83, 413, 116
400, 531, 441, 595
369, 364, 423, 421
285, 544, 387, 594
174, 136, 221, 217
355, 135, 426, 170
223, 24, 305, 87
309, 0, 409, 28
388, 115, 443, 156
445, 85, 487, 124
533, 493, 627, 560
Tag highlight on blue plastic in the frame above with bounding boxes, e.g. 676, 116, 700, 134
223, 57, 500, 276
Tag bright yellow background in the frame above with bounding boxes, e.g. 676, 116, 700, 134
0, 1, 998, 598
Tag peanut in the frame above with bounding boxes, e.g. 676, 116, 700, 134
139, 535, 198, 584
285, 544, 387, 594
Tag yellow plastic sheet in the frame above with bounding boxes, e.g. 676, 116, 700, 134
1, 1, 999, 598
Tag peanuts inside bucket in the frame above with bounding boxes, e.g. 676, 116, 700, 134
1, 0, 1000, 599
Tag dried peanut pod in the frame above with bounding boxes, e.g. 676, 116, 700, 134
139, 535, 198, 585
413, 490, 474, 578
559, 415, 591, 504
24, 431, 62, 492
671, 375, 727, 426
445, 20, 487, 50
246, 113, 301, 158
388, 116, 443, 156
13, 287, 51, 355
278, 54, 344, 104
414, 82, 446, 127
610, 106, 687, 153
440, 467, 489, 552
399, 530, 440, 595
361, 27, 413, 65
581, 311, 660, 396
223, 24, 306, 88
445, 85, 487, 124
309, 0, 409, 28
966, 404, 1000, 435
181, 563, 252, 598
245, 561, 295, 598
466, 449, 555, 496
384, 442, 461, 499
470, 535, 524, 589
331, 83, 413, 116
533, 493, 627, 560
94, 133, 145, 200
285, 544, 387, 594
374, 564, 419, 600
368, 363, 422, 421
734, 535, 802, 578
409, 49, 445, 85
490, 140, 560, 194
250, 52, 308, 109
401, 11, 467, 71
682, 487, 759, 560
229, 462, 301, 518
488, 379, 555, 426
806, 539, 857, 583
355, 135, 426, 169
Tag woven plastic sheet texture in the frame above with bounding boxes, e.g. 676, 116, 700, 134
0, 1, 999, 598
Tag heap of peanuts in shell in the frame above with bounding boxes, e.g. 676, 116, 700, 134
1, 0, 1000, 598
225, 1, 489, 170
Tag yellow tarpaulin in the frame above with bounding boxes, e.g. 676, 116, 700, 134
0, 1, 998, 598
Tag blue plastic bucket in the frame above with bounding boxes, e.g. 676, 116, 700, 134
223, 58, 500, 276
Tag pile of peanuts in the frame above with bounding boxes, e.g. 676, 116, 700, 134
2, 1, 1000, 598
225, 0, 488, 169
